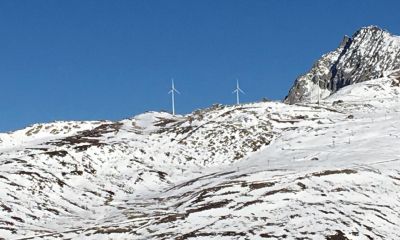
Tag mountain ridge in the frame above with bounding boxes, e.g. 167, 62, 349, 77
285, 25, 400, 104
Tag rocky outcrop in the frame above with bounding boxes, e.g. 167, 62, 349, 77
285, 26, 400, 104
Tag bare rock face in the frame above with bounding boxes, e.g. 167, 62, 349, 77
285, 26, 400, 104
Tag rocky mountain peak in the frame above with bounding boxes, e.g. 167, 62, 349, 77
355, 25, 384, 32
285, 26, 400, 104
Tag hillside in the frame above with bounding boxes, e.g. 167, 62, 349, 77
1, 26, 400, 240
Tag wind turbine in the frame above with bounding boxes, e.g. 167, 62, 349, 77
168, 79, 180, 115
233, 79, 245, 104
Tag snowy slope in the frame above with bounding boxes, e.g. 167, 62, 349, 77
1, 74, 400, 239
2, 25, 400, 239
0, 121, 106, 152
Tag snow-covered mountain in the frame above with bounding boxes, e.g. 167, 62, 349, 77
285, 25, 400, 104
1, 26, 400, 240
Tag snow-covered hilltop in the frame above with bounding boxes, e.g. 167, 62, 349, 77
285, 25, 400, 104
1, 26, 400, 240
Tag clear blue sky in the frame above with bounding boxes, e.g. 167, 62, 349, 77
1, 0, 400, 132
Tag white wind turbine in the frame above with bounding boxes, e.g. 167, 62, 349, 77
168, 79, 180, 115
233, 79, 245, 104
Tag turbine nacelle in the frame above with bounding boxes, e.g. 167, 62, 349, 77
169, 79, 180, 94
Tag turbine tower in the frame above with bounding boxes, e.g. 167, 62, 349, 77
233, 79, 245, 104
168, 79, 180, 115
